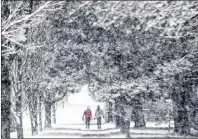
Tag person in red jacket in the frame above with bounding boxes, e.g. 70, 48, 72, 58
82, 106, 92, 129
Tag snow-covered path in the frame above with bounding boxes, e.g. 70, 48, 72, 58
31, 124, 171, 138
20, 123, 196, 138
10, 85, 196, 138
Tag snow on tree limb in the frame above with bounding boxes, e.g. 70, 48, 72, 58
1, 1, 64, 56
2, 1, 64, 33
85, 1, 198, 38
1, 1, 97, 56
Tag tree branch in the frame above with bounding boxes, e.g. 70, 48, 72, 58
3, 1, 23, 29
3, 1, 52, 32
51, 91, 67, 104
86, 71, 106, 84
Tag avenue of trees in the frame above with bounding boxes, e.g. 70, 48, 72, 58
1, 1, 198, 138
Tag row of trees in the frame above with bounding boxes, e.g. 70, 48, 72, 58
1, 1, 90, 138
1, 1, 198, 138
71, 1, 198, 137
45, 1, 198, 136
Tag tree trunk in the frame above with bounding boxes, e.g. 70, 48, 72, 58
186, 85, 198, 134
107, 101, 113, 122
120, 104, 132, 138
118, 96, 126, 133
133, 100, 145, 128
125, 120, 131, 138
124, 106, 132, 138
172, 85, 191, 135
29, 110, 38, 136
173, 91, 190, 134
120, 118, 125, 133
173, 101, 180, 132
114, 99, 121, 128
119, 98, 132, 138
14, 54, 24, 139
51, 91, 56, 124
15, 95, 23, 139
177, 109, 189, 134
38, 94, 42, 132
52, 103, 56, 124
120, 106, 125, 133
28, 90, 38, 136
44, 102, 52, 128
1, 57, 11, 139
115, 115, 121, 128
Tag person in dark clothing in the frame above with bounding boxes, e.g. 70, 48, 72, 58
82, 106, 92, 129
94, 105, 104, 130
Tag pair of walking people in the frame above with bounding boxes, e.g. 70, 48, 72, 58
82, 105, 104, 129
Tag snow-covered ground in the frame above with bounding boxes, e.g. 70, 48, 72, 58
11, 85, 105, 138
10, 85, 195, 138
56, 85, 105, 125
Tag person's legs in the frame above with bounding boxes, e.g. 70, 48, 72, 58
85, 118, 88, 129
97, 117, 101, 129
85, 118, 89, 129
97, 118, 99, 129
87, 118, 90, 129
99, 117, 101, 129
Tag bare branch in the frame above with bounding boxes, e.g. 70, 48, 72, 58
68, 1, 93, 23
2, 1, 64, 32
4, 35, 26, 48
51, 91, 67, 104
3, 1, 23, 30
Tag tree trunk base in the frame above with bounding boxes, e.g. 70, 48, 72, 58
44, 102, 52, 129
133, 108, 146, 128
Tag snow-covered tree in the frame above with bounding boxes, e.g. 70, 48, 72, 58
2, 1, 198, 138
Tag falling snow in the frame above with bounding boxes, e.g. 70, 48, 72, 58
1, 1, 198, 139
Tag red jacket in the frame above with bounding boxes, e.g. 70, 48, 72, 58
84, 109, 92, 118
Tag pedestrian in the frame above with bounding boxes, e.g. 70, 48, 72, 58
82, 106, 92, 129
94, 105, 104, 130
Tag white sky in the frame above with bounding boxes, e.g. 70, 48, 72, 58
57, 85, 105, 124
68, 85, 98, 105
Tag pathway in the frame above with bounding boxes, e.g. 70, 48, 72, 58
10, 85, 197, 138
25, 122, 196, 138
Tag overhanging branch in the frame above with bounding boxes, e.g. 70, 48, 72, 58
51, 91, 67, 104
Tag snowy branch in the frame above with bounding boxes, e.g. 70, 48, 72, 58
2, 1, 64, 33
51, 92, 67, 104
